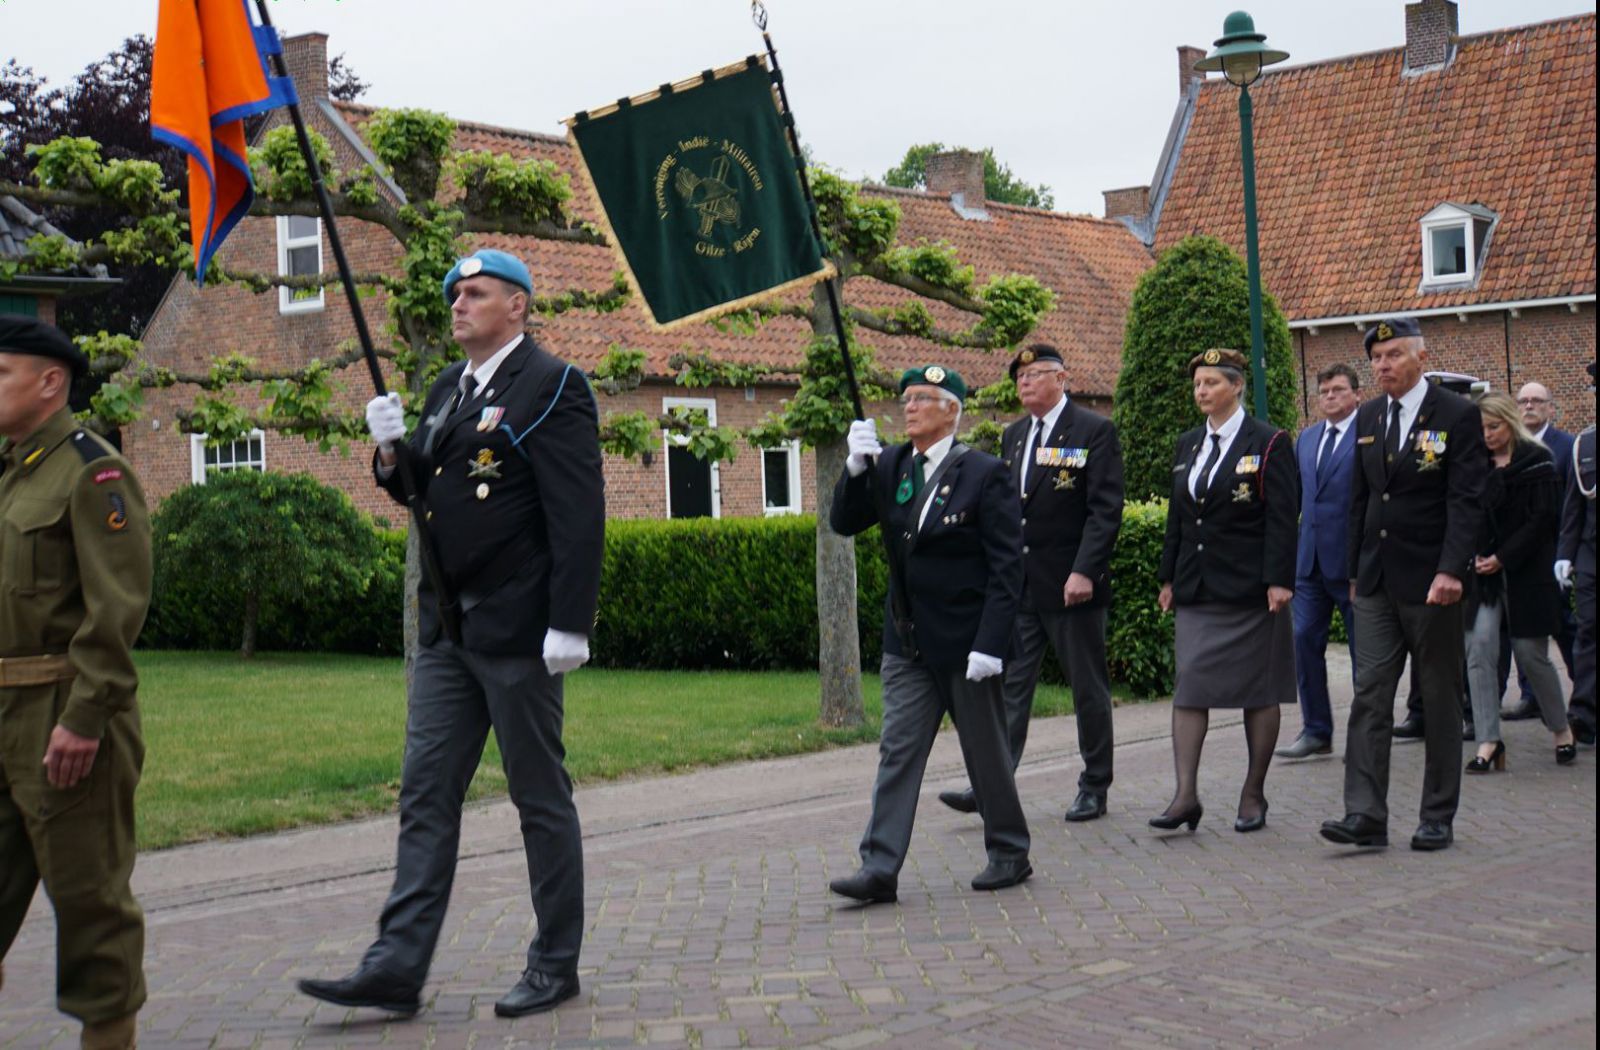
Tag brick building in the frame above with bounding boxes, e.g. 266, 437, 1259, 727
127, 33, 1152, 522
1107, 0, 1596, 425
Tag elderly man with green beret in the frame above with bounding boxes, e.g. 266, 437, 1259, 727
0, 315, 152, 1050
827, 365, 1031, 903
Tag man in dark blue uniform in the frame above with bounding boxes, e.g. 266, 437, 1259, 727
1555, 363, 1595, 746
829, 366, 1031, 903
298, 249, 604, 1018
1322, 317, 1486, 853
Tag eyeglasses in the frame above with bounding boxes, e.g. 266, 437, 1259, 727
1015, 368, 1064, 384
1516, 397, 1551, 406
899, 393, 947, 407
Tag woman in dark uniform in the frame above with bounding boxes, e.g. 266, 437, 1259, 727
1153, 349, 1299, 833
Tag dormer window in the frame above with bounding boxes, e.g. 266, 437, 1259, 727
1418, 202, 1497, 290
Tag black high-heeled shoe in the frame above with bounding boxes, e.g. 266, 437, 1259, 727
1465, 741, 1506, 774
1234, 800, 1269, 833
1556, 743, 1577, 765
1149, 801, 1203, 831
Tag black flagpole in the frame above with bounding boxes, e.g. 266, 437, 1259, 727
252, 0, 462, 644
753, 1, 917, 658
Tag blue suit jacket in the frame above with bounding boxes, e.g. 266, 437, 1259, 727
1542, 424, 1576, 505
1296, 417, 1357, 580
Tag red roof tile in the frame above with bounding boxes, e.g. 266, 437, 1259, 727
1156, 14, 1597, 321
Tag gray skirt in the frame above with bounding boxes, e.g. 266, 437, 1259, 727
1173, 601, 1296, 709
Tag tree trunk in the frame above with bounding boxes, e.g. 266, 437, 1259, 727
239, 590, 259, 659
814, 437, 865, 727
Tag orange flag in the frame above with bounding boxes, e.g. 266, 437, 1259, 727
151, 0, 295, 282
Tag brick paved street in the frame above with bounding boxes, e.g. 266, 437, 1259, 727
2, 663, 1593, 1048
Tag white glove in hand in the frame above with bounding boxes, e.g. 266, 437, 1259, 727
965, 651, 1003, 682
845, 418, 882, 477
543, 628, 590, 675
1555, 559, 1574, 589
365, 393, 406, 451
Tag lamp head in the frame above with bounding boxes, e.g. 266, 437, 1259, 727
1192, 11, 1289, 87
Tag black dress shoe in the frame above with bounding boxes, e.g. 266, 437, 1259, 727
829, 870, 898, 903
1234, 801, 1268, 833
971, 858, 1032, 891
938, 788, 978, 813
1410, 821, 1453, 851
1319, 814, 1388, 847
1275, 734, 1332, 759
1556, 743, 1578, 765
1502, 699, 1539, 721
1063, 791, 1107, 822
297, 967, 421, 1016
494, 969, 580, 1017
1391, 717, 1425, 740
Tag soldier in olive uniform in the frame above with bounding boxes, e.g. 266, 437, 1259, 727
0, 316, 152, 1050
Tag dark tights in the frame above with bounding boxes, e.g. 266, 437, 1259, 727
1161, 706, 1280, 821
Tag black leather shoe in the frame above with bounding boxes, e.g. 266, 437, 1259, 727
1410, 821, 1453, 851
297, 967, 421, 1016
494, 969, 580, 1017
1234, 801, 1269, 833
938, 788, 978, 813
1501, 699, 1539, 721
1319, 814, 1388, 848
971, 858, 1032, 891
1275, 734, 1332, 759
1391, 717, 1425, 740
829, 870, 898, 904
1063, 791, 1107, 822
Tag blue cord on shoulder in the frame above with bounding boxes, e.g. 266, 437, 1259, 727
509, 364, 582, 448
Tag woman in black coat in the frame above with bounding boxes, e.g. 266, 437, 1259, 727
1154, 349, 1299, 833
1464, 392, 1576, 770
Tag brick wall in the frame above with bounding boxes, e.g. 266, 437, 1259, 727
1292, 303, 1595, 429
1404, 0, 1458, 72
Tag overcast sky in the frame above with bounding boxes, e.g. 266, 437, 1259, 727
4, 0, 1593, 216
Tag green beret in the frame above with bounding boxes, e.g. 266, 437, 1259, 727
899, 364, 967, 401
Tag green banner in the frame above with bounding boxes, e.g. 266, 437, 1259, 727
566, 58, 831, 329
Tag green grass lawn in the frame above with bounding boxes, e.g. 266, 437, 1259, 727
132, 651, 1087, 850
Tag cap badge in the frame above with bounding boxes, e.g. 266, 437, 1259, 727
924, 365, 946, 384
1377, 321, 1394, 341
1019, 349, 1035, 365
1203, 349, 1221, 365
459, 257, 483, 277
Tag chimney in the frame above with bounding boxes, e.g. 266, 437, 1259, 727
925, 150, 987, 215
1103, 186, 1150, 221
1177, 45, 1206, 96
1404, 0, 1458, 72
281, 32, 330, 101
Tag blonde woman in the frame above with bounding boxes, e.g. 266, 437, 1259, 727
1465, 392, 1576, 771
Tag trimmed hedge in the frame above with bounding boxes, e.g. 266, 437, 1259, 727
147, 493, 1178, 695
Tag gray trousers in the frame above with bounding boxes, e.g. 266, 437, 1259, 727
1343, 591, 1465, 825
860, 653, 1031, 880
361, 640, 583, 985
1466, 599, 1568, 741
998, 603, 1114, 795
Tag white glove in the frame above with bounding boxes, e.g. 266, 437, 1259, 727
365, 393, 406, 451
965, 651, 1003, 682
543, 628, 590, 675
845, 418, 882, 477
1555, 559, 1574, 589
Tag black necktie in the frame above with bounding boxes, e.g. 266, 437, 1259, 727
912, 452, 928, 499
1384, 400, 1403, 471
1026, 418, 1047, 480
1316, 424, 1338, 485
1195, 433, 1222, 501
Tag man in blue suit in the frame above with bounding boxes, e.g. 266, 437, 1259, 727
1278, 363, 1361, 758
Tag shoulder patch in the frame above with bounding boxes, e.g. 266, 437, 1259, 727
94, 467, 124, 485
71, 429, 113, 465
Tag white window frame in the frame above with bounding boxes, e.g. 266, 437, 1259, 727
1418, 203, 1496, 291
277, 215, 325, 314
190, 430, 267, 483
761, 440, 803, 516
661, 396, 721, 519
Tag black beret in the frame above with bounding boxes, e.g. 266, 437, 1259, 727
0, 315, 88, 378
1008, 343, 1065, 381
1187, 347, 1248, 376
1363, 316, 1422, 356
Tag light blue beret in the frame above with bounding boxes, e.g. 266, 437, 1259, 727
442, 249, 534, 304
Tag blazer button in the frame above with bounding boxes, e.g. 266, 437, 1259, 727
1381, 493, 1390, 501
1020, 517, 1028, 527
434, 466, 443, 476
903, 532, 913, 541
1196, 518, 1203, 525
1197, 543, 1205, 551
1380, 528, 1388, 538
1023, 545, 1030, 553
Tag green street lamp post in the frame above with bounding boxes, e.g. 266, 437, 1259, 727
1194, 11, 1288, 420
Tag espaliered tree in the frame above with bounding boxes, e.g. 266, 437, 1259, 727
1, 112, 1052, 727
1112, 234, 1297, 502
